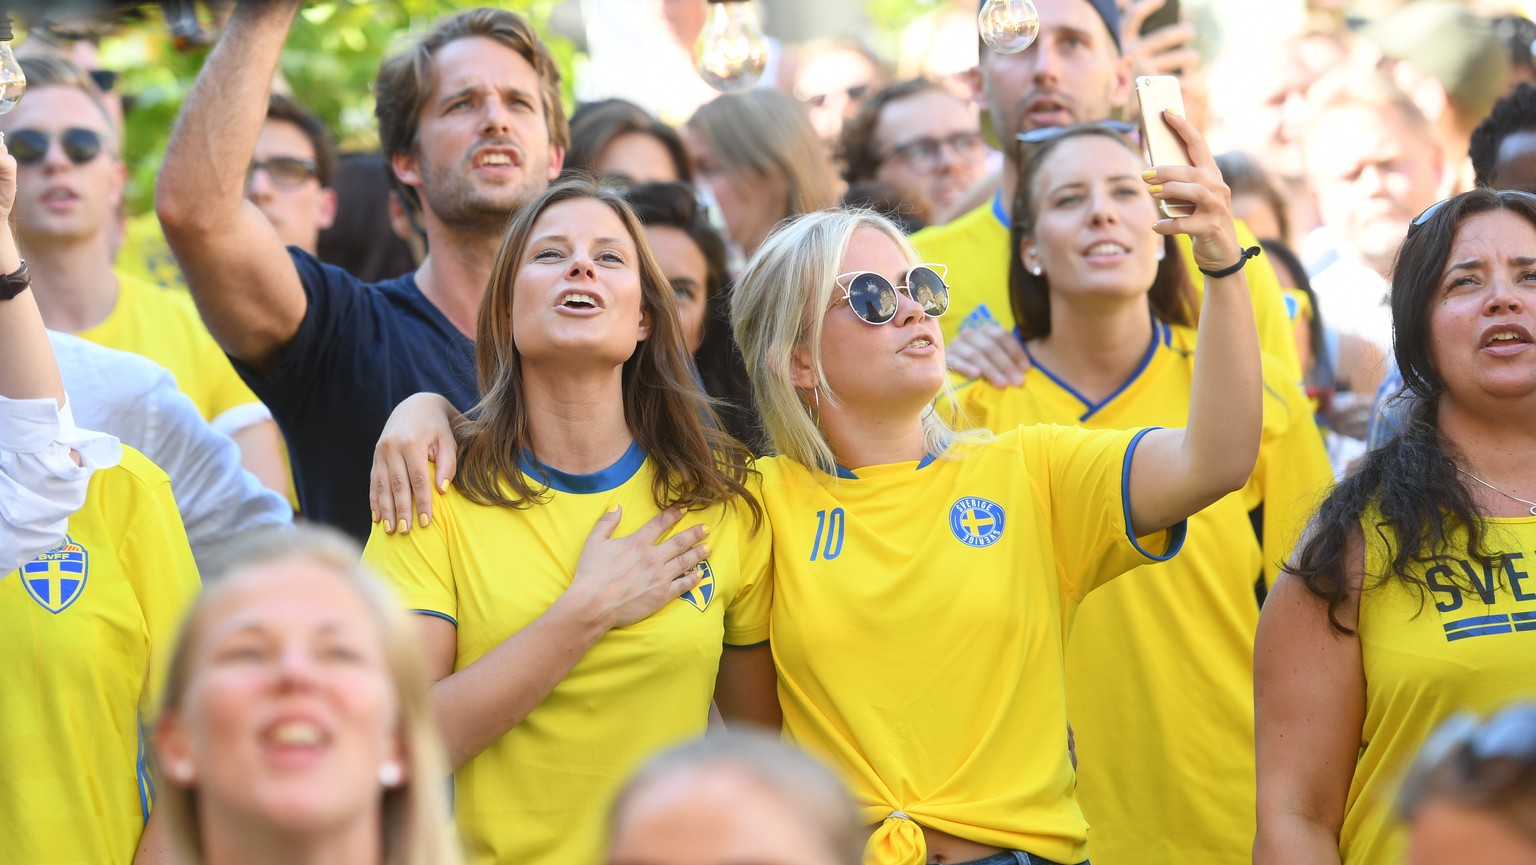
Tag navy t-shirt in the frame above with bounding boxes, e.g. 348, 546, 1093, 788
231, 249, 479, 541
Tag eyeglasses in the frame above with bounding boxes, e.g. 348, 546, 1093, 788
831, 264, 950, 325
1410, 189, 1536, 233
1401, 704, 1536, 814
887, 131, 987, 174
246, 157, 320, 189
8, 128, 108, 166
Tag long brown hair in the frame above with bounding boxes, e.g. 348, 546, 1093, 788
1008, 125, 1196, 340
455, 174, 759, 523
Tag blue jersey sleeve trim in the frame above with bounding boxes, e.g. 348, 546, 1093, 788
990, 189, 1009, 228
411, 609, 459, 627
723, 639, 770, 649
1121, 427, 1186, 562
518, 439, 647, 494
136, 712, 153, 825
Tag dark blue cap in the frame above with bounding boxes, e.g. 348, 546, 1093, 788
981, 0, 1124, 55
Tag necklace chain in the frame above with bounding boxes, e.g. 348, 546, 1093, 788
1454, 465, 1536, 516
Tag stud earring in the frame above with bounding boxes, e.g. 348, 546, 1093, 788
379, 761, 403, 788
169, 760, 195, 784
1155, 243, 1166, 262
1030, 265, 1042, 276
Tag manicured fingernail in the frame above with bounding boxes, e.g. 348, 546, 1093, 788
396, 518, 408, 534
1167, 108, 1181, 118
1148, 184, 1164, 195
606, 503, 620, 514
439, 480, 448, 493
371, 509, 378, 523
419, 512, 430, 529
700, 544, 711, 557
1142, 169, 1157, 180
701, 524, 711, 536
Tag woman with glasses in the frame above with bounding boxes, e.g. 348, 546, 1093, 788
1255, 188, 1536, 865
945, 122, 1332, 865
361, 176, 773, 865
1400, 704, 1536, 865
726, 106, 1264, 865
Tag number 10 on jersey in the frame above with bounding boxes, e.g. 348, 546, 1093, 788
810, 508, 846, 561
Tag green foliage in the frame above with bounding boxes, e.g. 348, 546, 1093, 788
100, 1, 573, 215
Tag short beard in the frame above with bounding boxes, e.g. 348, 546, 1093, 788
420, 161, 549, 241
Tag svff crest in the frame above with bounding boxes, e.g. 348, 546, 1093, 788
22, 535, 89, 614
950, 497, 1005, 548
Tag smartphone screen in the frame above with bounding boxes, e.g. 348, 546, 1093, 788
1135, 75, 1194, 218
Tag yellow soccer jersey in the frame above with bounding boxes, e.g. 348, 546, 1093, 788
77, 271, 264, 432
0, 447, 200, 865
910, 195, 1303, 383
758, 427, 1185, 865
362, 442, 771, 865
1340, 515, 1536, 865
115, 210, 190, 293
952, 321, 1333, 865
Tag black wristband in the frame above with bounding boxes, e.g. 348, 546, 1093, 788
0, 259, 28, 301
1197, 246, 1262, 279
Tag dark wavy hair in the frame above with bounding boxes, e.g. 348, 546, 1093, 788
454, 174, 759, 526
1008, 125, 1195, 340
1285, 189, 1536, 633
1469, 83, 1536, 189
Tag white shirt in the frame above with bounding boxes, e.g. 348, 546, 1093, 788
49, 331, 292, 573
1309, 254, 1395, 356
0, 395, 121, 575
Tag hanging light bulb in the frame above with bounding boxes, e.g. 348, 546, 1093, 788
0, 14, 25, 115
694, 0, 769, 93
978, 0, 1040, 55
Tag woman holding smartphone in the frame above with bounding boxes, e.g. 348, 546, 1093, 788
727, 109, 1263, 865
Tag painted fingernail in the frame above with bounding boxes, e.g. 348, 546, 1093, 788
371, 509, 378, 523
701, 524, 711, 536
1167, 108, 1182, 118
396, 518, 408, 535
1148, 184, 1164, 195
700, 543, 711, 557
419, 512, 431, 529
606, 503, 620, 514
1142, 169, 1157, 180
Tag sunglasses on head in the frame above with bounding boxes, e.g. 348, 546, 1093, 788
832, 264, 950, 325
1411, 189, 1536, 232
1403, 704, 1536, 808
8, 128, 108, 166
1015, 120, 1138, 161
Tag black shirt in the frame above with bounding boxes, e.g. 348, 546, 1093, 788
232, 249, 478, 541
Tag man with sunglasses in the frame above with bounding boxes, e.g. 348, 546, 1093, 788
248, 93, 337, 255
0, 54, 291, 503
158, 1, 567, 543
909, 0, 1300, 388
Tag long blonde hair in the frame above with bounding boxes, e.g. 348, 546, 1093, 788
154, 526, 459, 865
730, 209, 971, 473
687, 90, 840, 221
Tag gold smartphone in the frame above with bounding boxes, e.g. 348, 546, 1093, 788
1135, 75, 1195, 218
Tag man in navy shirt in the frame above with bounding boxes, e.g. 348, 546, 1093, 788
158, 1, 568, 541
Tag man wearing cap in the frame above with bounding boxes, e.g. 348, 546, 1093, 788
911, 0, 1300, 387
1362, 0, 1510, 196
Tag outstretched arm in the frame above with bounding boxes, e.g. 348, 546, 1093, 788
156, 0, 309, 374
1126, 110, 1263, 535
0, 138, 58, 404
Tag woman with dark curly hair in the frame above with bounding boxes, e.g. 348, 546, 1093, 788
1255, 188, 1536, 865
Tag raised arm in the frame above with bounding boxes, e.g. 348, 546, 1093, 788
1253, 534, 1365, 865
0, 137, 58, 404
155, 0, 308, 374
1125, 111, 1263, 535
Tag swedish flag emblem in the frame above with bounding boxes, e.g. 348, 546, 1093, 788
22, 535, 89, 614
678, 561, 715, 612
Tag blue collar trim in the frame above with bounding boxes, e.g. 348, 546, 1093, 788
991, 190, 1008, 228
834, 451, 939, 480
518, 439, 646, 494
1017, 316, 1167, 422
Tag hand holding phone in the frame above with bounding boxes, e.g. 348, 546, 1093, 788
1135, 75, 1195, 219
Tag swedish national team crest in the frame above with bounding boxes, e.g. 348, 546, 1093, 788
21, 535, 89, 614
677, 561, 715, 612
950, 497, 1006, 548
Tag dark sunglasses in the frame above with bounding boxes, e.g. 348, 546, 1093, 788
8, 128, 108, 166
832, 265, 950, 325
1410, 189, 1536, 233
89, 69, 118, 94
246, 157, 320, 189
